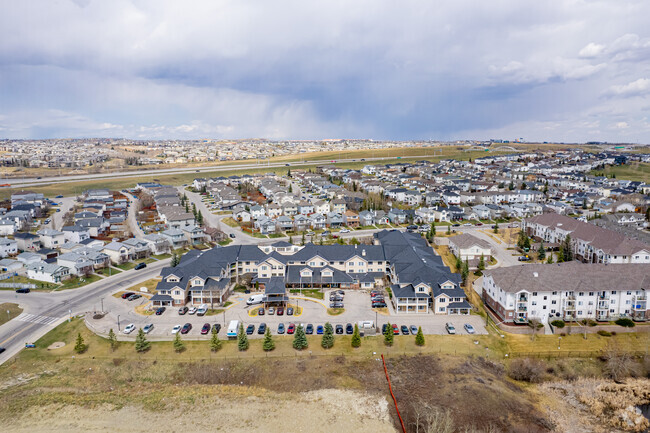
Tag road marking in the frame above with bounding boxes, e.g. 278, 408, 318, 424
16, 313, 59, 325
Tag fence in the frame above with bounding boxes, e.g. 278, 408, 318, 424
0, 272, 18, 281
0, 280, 36, 289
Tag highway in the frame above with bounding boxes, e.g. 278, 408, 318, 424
0, 258, 170, 365
3, 155, 431, 188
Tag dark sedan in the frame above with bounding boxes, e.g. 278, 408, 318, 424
246, 324, 255, 335
201, 323, 211, 335
180, 323, 192, 334
155, 307, 166, 315
258, 323, 267, 335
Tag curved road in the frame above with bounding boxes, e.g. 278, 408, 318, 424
0, 258, 170, 365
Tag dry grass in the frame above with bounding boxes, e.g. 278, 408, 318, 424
505, 331, 650, 355
0, 303, 23, 326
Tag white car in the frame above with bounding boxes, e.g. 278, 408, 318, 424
143, 324, 154, 334
464, 324, 475, 334
188, 307, 198, 315
463, 223, 472, 227
171, 325, 182, 334
340, 229, 350, 233
123, 324, 136, 334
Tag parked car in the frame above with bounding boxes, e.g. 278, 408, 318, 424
382, 324, 388, 334
410, 325, 418, 334
287, 323, 296, 334
330, 302, 344, 309
372, 302, 387, 308
345, 323, 353, 334
335, 324, 344, 334
392, 324, 399, 335
316, 325, 324, 335
142, 324, 154, 334
212, 323, 221, 334
277, 307, 284, 316
15, 288, 30, 294
337, 290, 345, 295
123, 324, 136, 334
180, 323, 192, 334
258, 307, 265, 316
268, 307, 275, 315
340, 228, 350, 233
445, 322, 456, 335
134, 262, 147, 270
121, 292, 135, 299
229, 233, 236, 238
155, 307, 166, 315
258, 323, 267, 334
0, 347, 5, 354
188, 307, 198, 315
321, 231, 331, 237
44, 219, 51, 224
277, 323, 285, 334
127, 294, 141, 301
406, 224, 418, 231
178, 306, 189, 315
171, 324, 182, 334
464, 324, 476, 334
305, 324, 314, 334
401, 325, 410, 335
201, 323, 211, 334
246, 324, 255, 335
329, 295, 343, 302
55, 195, 63, 198
287, 307, 294, 316
518, 256, 531, 261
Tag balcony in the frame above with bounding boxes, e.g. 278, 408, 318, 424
597, 301, 610, 310
517, 294, 528, 302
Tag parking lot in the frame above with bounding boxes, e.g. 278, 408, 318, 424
96, 288, 487, 340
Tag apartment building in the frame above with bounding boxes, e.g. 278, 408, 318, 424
482, 263, 649, 323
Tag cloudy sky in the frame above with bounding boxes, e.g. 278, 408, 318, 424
1, 0, 649, 142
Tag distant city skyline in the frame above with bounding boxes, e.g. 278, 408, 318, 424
1, 1, 649, 143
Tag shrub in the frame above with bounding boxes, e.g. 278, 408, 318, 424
550, 320, 565, 328
351, 324, 361, 348
262, 327, 275, 352
508, 358, 545, 383
237, 323, 249, 351
615, 318, 635, 328
135, 328, 151, 353
293, 324, 308, 350
173, 332, 185, 353
415, 326, 425, 346
597, 330, 612, 337
321, 322, 334, 349
74, 333, 87, 354
602, 344, 640, 381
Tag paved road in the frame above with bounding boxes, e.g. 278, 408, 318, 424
45, 196, 77, 230
0, 258, 170, 365
4, 155, 431, 188
123, 191, 146, 238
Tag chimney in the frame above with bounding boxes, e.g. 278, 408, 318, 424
362, 249, 366, 256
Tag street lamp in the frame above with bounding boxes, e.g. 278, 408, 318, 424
100, 297, 104, 313
117, 314, 121, 331
558, 336, 562, 350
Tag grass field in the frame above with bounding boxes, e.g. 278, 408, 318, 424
590, 162, 650, 183
0, 303, 22, 326
95, 267, 122, 276
55, 274, 103, 291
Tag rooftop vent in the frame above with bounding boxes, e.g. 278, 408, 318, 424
533, 272, 538, 277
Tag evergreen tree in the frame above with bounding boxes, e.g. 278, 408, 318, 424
293, 324, 308, 350
197, 210, 204, 225
493, 222, 499, 234
351, 324, 361, 348
287, 168, 291, 177
430, 222, 436, 237
546, 254, 553, 264
447, 225, 451, 235
135, 328, 151, 353
461, 259, 469, 284
562, 235, 573, 261
415, 326, 425, 346
301, 232, 305, 246
237, 323, 249, 351
384, 322, 394, 346
173, 332, 185, 353
477, 254, 485, 272
171, 252, 179, 267
520, 182, 527, 190
108, 328, 118, 352
74, 332, 87, 354
455, 254, 463, 273
523, 236, 531, 250
557, 245, 565, 263
262, 327, 275, 351
192, 203, 197, 219
537, 241, 546, 261
210, 331, 222, 352
184, 202, 189, 213
321, 322, 334, 349
289, 235, 293, 245
508, 181, 515, 191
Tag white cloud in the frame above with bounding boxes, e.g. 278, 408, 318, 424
615, 121, 629, 129
579, 42, 605, 58
606, 78, 650, 97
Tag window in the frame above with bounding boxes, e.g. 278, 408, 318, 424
627, 291, 631, 295
588, 292, 594, 296
578, 292, 584, 296
532, 292, 537, 296
611, 291, 616, 294
439, 307, 445, 312
439, 298, 446, 303
551, 300, 557, 305
552, 291, 557, 295
543, 296, 547, 300
531, 301, 537, 306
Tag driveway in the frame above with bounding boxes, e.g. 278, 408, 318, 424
123, 192, 146, 238
48, 196, 77, 230
456, 226, 520, 268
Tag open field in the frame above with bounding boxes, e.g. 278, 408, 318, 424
590, 162, 650, 183
2, 315, 649, 432
0, 303, 22, 326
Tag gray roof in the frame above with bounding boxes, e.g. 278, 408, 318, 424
484, 263, 650, 293
448, 233, 492, 251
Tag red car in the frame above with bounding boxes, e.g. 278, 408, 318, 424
392, 324, 399, 335
121, 292, 135, 299
200, 323, 211, 335
287, 323, 295, 334
180, 323, 192, 334
277, 307, 284, 316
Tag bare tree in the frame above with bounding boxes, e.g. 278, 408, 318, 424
603, 341, 639, 381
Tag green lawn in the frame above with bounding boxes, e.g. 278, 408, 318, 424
218, 238, 233, 246
95, 267, 122, 276
152, 253, 172, 260
590, 162, 650, 183
116, 258, 156, 271
289, 289, 324, 300
0, 303, 23, 326
55, 274, 103, 291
